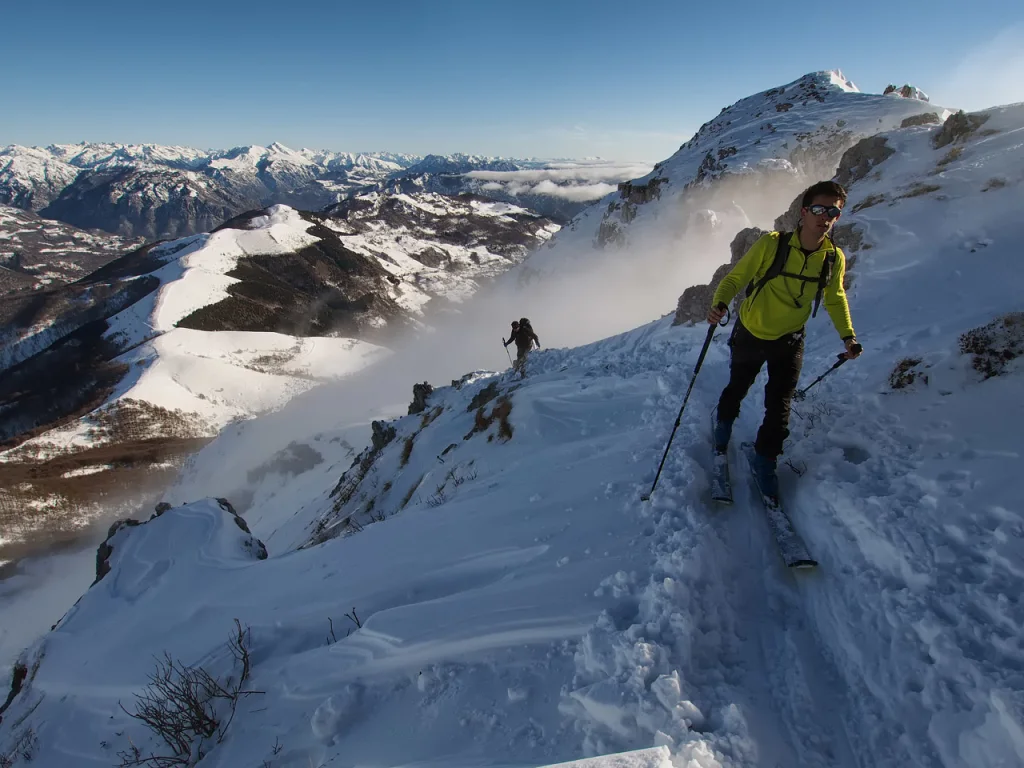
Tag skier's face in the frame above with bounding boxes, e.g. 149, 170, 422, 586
801, 194, 843, 239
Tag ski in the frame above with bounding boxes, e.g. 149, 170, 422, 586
710, 449, 733, 503
741, 442, 817, 570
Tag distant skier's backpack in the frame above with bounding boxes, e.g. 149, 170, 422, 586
745, 232, 836, 318
519, 317, 532, 332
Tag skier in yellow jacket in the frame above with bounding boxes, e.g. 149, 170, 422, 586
707, 180, 861, 496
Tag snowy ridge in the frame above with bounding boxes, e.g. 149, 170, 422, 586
1, 207, 390, 463
2, 81, 1023, 768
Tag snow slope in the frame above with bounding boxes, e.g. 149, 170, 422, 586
2, 85, 1023, 768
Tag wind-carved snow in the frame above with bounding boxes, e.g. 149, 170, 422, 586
2, 87, 1023, 768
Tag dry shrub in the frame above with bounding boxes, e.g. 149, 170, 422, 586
936, 146, 963, 168
400, 435, 415, 467
900, 183, 941, 199
400, 475, 423, 510
116, 620, 257, 767
982, 178, 1007, 192
889, 358, 927, 389
420, 405, 443, 428
464, 395, 514, 441
851, 194, 886, 213
959, 313, 1024, 380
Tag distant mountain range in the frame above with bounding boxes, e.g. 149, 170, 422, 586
0, 144, 636, 240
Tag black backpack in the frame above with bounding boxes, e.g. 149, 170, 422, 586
519, 317, 532, 332
745, 232, 836, 318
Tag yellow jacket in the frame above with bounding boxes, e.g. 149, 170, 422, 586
712, 231, 855, 341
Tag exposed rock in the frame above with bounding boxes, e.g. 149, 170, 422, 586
617, 177, 668, 205
412, 246, 450, 268
834, 136, 895, 186
93, 498, 267, 585
94, 518, 142, 584
933, 110, 991, 149
596, 218, 625, 248
408, 382, 433, 415
673, 284, 717, 327
883, 84, 929, 102
0, 662, 28, 724
672, 227, 764, 326
371, 420, 397, 452
467, 381, 500, 412
900, 112, 941, 128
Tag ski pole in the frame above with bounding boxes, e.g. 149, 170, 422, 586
794, 343, 862, 400
641, 315, 727, 501
503, 339, 514, 367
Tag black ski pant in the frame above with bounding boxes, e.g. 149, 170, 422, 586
716, 319, 804, 459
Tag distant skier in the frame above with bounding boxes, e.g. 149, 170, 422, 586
707, 180, 861, 497
504, 318, 540, 376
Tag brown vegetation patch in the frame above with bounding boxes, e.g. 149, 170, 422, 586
936, 146, 963, 168
900, 112, 941, 128
420, 405, 444, 429
899, 183, 941, 200
464, 395, 513, 441
0, 436, 209, 557
888, 358, 927, 390
400, 435, 415, 467
851, 194, 886, 213
959, 313, 1024, 380
982, 178, 1008, 192
399, 474, 424, 510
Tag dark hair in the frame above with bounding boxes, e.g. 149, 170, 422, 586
801, 180, 847, 208
511, 320, 519, 327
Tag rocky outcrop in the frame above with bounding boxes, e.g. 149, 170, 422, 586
94, 518, 143, 583
883, 84, 929, 101
900, 112, 941, 129
933, 110, 991, 149
834, 136, 896, 186
93, 498, 267, 585
618, 178, 668, 205
371, 420, 397, 452
673, 227, 764, 326
408, 382, 434, 415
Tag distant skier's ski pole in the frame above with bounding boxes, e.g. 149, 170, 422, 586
503, 339, 514, 367
794, 343, 862, 400
642, 316, 726, 501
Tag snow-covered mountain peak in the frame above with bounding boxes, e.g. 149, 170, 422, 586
526, 71, 949, 272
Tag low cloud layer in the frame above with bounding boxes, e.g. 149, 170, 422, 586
467, 160, 653, 201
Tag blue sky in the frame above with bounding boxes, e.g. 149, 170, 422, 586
3, 0, 1023, 161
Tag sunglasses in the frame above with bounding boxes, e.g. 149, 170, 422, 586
807, 204, 842, 219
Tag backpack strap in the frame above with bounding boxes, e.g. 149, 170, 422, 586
810, 245, 837, 318
746, 231, 791, 301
